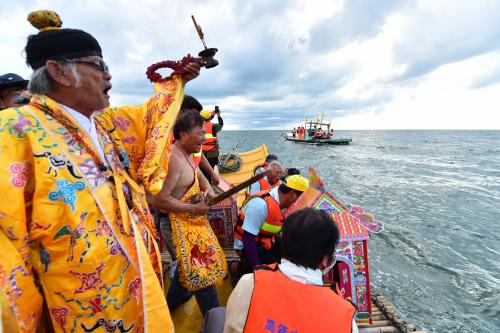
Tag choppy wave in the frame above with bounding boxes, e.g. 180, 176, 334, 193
219, 130, 500, 333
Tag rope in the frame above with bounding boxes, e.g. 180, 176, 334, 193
217, 152, 242, 173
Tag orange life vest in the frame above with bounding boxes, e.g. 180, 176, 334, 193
202, 122, 218, 152
192, 150, 202, 167
234, 191, 283, 250
249, 177, 279, 194
256, 177, 271, 192
243, 265, 355, 333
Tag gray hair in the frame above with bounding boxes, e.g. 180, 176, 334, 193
28, 62, 82, 95
268, 160, 283, 169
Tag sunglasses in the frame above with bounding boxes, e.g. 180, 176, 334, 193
65, 58, 109, 73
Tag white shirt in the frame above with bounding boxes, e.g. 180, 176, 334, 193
223, 259, 359, 333
278, 258, 324, 285
62, 105, 108, 167
234, 187, 281, 250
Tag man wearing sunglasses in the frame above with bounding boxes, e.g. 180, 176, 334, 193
0, 10, 199, 333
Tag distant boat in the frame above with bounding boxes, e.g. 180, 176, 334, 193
284, 119, 352, 145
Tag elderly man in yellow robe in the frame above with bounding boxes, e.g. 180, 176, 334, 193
0, 10, 199, 333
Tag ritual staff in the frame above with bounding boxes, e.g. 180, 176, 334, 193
152, 110, 226, 317
232, 175, 309, 282
248, 160, 283, 194
0, 73, 29, 110
0, 10, 198, 332
224, 208, 358, 333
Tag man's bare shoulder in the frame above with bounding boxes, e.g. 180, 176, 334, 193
168, 146, 183, 163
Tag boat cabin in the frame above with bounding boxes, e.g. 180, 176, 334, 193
303, 120, 333, 140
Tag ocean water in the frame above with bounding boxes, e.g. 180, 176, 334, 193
217, 130, 500, 333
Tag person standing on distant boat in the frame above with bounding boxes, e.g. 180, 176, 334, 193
316, 126, 323, 139
248, 160, 283, 194
224, 208, 358, 333
200, 106, 223, 182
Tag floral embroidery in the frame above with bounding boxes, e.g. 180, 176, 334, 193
113, 116, 132, 132
9, 161, 31, 188
121, 136, 137, 144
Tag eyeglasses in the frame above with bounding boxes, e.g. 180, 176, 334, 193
65, 58, 109, 73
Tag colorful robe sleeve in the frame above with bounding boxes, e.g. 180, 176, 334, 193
0, 112, 43, 333
95, 76, 185, 194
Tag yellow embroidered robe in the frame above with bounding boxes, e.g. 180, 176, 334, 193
169, 171, 227, 291
0, 77, 184, 333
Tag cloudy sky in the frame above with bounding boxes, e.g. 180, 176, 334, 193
1, 0, 499, 130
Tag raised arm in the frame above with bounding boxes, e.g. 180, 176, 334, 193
95, 62, 201, 185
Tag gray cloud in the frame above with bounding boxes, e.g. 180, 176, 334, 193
309, 0, 412, 53
392, 0, 500, 81
2, 0, 499, 129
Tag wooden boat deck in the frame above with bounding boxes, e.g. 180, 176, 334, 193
360, 290, 427, 333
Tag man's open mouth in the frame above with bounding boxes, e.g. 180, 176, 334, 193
103, 85, 112, 97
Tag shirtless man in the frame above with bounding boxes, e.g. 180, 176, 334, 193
154, 110, 214, 215
153, 110, 226, 318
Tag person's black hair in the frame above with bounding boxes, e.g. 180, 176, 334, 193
281, 168, 300, 182
173, 109, 204, 140
265, 154, 278, 163
282, 208, 339, 269
286, 168, 300, 176
181, 95, 203, 112
278, 183, 303, 197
